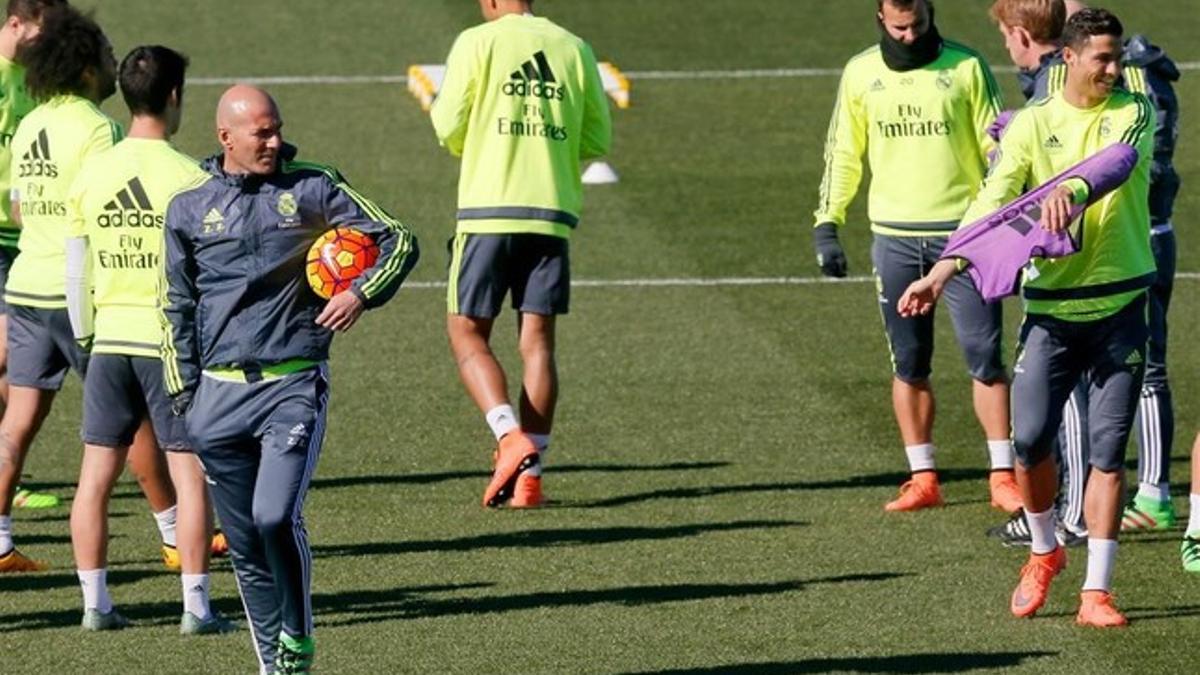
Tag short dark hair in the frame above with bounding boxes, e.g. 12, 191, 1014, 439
5, 0, 66, 22
878, 0, 924, 10
1061, 7, 1122, 51
19, 7, 108, 100
119, 45, 188, 116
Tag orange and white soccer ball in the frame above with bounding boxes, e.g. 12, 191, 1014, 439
305, 227, 380, 300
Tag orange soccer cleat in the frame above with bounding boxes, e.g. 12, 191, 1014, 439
0, 548, 48, 573
1075, 590, 1128, 628
884, 473, 943, 512
483, 432, 540, 508
1010, 546, 1066, 618
509, 472, 544, 509
989, 470, 1023, 513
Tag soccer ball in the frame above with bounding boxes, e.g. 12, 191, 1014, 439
305, 228, 380, 300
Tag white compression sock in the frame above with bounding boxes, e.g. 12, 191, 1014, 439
904, 444, 935, 473
181, 573, 212, 620
0, 515, 12, 555
1137, 482, 1170, 503
154, 506, 178, 547
1082, 538, 1119, 592
484, 405, 519, 441
525, 433, 550, 477
987, 439, 1014, 471
1027, 508, 1058, 555
1188, 494, 1200, 535
78, 568, 113, 613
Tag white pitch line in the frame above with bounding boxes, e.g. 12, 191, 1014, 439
190, 62, 1200, 86
403, 272, 1200, 290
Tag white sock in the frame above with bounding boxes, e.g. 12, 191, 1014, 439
525, 433, 550, 477
181, 573, 212, 620
1082, 538, 1118, 592
484, 405, 519, 441
78, 568, 113, 613
1188, 494, 1200, 535
0, 515, 12, 555
1137, 482, 1170, 503
154, 506, 178, 547
1027, 508, 1058, 554
987, 439, 1014, 471
904, 444, 935, 473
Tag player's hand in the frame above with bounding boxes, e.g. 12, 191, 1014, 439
813, 222, 848, 278
1039, 185, 1075, 234
170, 390, 194, 417
316, 290, 365, 332
897, 259, 958, 317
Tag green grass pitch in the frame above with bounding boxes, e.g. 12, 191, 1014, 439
2, 1, 1198, 672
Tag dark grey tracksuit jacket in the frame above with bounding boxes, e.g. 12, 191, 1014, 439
161, 147, 418, 670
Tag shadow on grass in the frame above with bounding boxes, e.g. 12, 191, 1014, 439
624, 650, 1057, 674
313, 520, 804, 558
318, 572, 907, 627
310, 461, 732, 490
1042, 604, 1200, 622
569, 468, 988, 509
0, 582, 490, 632
0, 568, 167, 594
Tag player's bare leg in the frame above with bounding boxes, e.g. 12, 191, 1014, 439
447, 314, 538, 507
0, 386, 55, 570
512, 313, 556, 507
70, 443, 127, 626
885, 377, 942, 511
975, 378, 1021, 512
126, 420, 180, 566
0, 314, 8, 406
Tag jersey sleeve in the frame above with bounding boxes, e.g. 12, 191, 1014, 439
160, 196, 200, 396
1118, 92, 1156, 161
813, 66, 867, 227
960, 110, 1034, 225
968, 56, 1004, 162
317, 168, 420, 309
431, 31, 477, 157
578, 42, 612, 161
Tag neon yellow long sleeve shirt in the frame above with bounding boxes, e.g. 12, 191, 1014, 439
432, 14, 612, 239
814, 41, 1002, 236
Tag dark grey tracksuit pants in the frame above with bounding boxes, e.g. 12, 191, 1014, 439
187, 365, 329, 671
1057, 232, 1173, 529
1013, 295, 1147, 478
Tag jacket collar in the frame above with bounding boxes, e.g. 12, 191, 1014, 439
201, 143, 299, 189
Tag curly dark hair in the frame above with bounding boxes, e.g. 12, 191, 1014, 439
1062, 7, 1123, 51
18, 7, 110, 101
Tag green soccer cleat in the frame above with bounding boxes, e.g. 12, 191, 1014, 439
274, 634, 315, 674
81, 608, 130, 631
1120, 495, 1177, 532
180, 611, 238, 635
13, 487, 60, 509
1183, 533, 1200, 574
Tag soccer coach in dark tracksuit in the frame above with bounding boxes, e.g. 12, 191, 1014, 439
160, 85, 418, 674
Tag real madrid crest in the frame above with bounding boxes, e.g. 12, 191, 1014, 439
1099, 117, 1112, 137
935, 70, 953, 91
276, 192, 298, 216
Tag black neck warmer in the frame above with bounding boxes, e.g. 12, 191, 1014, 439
878, 7, 943, 72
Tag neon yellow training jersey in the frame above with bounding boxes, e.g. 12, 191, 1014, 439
8, 95, 123, 308
68, 138, 207, 357
432, 13, 612, 239
961, 89, 1155, 321
0, 56, 36, 248
815, 42, 1003, 236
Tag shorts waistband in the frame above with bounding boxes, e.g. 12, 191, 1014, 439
203, 358, 320, 384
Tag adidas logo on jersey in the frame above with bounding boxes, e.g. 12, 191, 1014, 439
201, 207, 225, 234
17, 129, 57, 178
1043, 134, 1063, 150
870, 79, 885, 92
98, 177, 163, 228
502, 50, 565, 100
